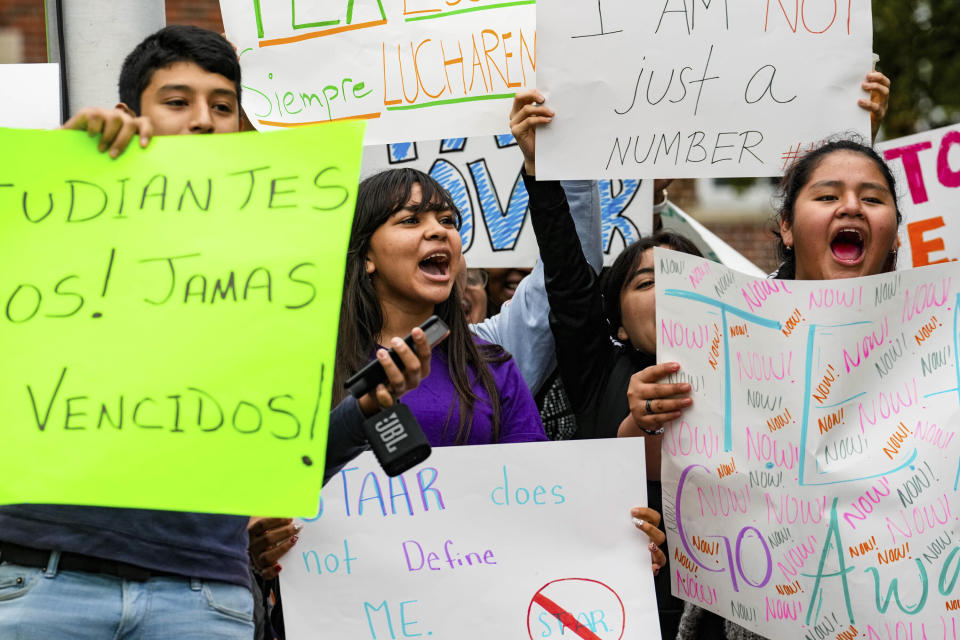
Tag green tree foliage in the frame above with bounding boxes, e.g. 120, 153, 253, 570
874, 0, 960, 139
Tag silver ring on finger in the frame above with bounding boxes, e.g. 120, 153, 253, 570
646, 399, 655, 414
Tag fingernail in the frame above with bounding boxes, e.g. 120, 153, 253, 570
290, 535, 299, 545
391, 337, 403, 347
274, 564, 282, 572
293, 523, 303, 532
649, 542, 657, 551
633, 517, 645, 527
377, 350, 388, 359
109, 149, 118, 158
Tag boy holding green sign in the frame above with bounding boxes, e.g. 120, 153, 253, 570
0, 24, 422, 639
0, 26, 257, 640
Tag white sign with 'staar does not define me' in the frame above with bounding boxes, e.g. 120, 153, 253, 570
281, 439, 660, 639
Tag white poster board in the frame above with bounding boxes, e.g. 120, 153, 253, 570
536, 1, 872, 179
659, 203, 765, 278
220, 0, 535, 144
363, 134, 653, 267
880, 124, 960, 269
281, 439, 660, 639
0, 64, 60, 129
656, 248, 960, 637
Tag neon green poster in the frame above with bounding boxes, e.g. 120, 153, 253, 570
0, 123, 364, 516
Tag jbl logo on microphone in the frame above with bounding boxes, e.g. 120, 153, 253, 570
362, 401, 431, 477
372, 411, 409, 453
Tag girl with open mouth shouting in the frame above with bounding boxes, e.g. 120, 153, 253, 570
334, 168, 547, 447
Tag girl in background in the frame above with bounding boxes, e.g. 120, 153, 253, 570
510, 90, 701, 638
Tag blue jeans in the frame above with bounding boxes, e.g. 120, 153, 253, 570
0, 553, 254, 639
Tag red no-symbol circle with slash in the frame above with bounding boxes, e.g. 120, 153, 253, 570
526, 578, 626, 640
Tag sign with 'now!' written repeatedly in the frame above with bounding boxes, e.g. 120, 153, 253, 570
281, 439, 660, 639
0, 125, 364, 516
536, 0, 872, 178
220, 0, 536, 144
655, 248, 960, 638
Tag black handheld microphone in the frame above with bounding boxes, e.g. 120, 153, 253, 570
361, 402, 431, 476
345, 316, 448, 476
345, 316, 449, 398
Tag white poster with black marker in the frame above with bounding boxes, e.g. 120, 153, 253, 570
536, 0, 872, 178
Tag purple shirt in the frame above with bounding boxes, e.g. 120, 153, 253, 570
400, 340, 547, 446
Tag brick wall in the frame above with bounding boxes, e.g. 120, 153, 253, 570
0, 0, 45, 62
707, 223, 781, 275
664, 178, 780, 273
0, 0, 226, 63
166, 0, 223, 32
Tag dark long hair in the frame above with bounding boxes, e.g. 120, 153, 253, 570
773, 136, 902, 279
601, 231, 702, 342
334, 168, 506, 444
